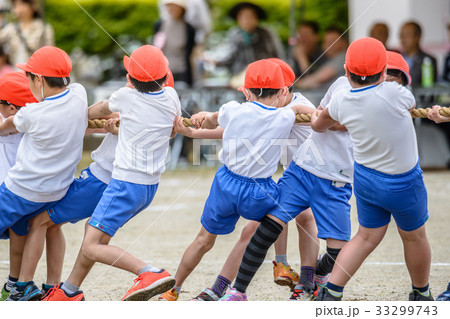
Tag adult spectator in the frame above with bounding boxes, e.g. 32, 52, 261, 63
369, 22, 389, 48
0, 45, 14, 76
158, 0, 212, 45
215, 2, 284, 76
0, 0, 54, 66
154, 0, 196, 87
295, 26, 347, 90
292, 20, 327, 78
400, 21, 437, 87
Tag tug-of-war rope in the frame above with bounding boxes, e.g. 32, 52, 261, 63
87, 107, 450, 129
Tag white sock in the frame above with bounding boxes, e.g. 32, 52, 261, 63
138, 264, 161, 275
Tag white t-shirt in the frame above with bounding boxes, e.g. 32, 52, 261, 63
6, 83, 88, 202
0, 115, 23, 183
280, 92, 316, 169
218, 101, 296, 178
89, 133, 118, 184
109, 87, 181, 185
293, 76, 354, 184
327, 81, 417, 174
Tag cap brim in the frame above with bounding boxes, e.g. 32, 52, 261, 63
16, 63, 32, 73
123, 56, 130, 74
403, 71, 412, 86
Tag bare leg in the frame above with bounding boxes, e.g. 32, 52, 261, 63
273, 223, 288, 256
173, 226, 217, 287
295, 209, 319, 267
18, 211, 54, 282
219, 221, 258, 280
45, 224, 66, 285
329, 225, 388, 287
9, 229, 26, 279
398, 225, 431, 288
67, 224, 147, 287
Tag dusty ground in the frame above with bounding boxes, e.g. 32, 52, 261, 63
0, 163, 448, 301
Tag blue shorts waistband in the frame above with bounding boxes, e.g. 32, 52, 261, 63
223, 166, 272, 184
354, 161, 420, 179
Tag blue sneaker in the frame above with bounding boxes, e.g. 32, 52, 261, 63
436, 283, 450, 301
6, 281, 43, 301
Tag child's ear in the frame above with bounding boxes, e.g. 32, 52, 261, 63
243, 89, 251, 101
343, 64, 349, 77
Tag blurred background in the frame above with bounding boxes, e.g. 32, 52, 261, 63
0, 0, 449, 169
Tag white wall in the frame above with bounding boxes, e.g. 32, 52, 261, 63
348, 0, 449, 50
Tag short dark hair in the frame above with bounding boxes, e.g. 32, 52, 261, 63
325, 25, 347, 42
248, 88, 280, 99
26, 72, 70, 88
299, 21, 320, 34
349, 71, 382, 85
387, 69, 408, 86
404, 21, 422, 37
129, 75, 167, 93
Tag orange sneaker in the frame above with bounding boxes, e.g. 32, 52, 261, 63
41, 284, 85, 301
273, 261, 299, 290
158, 288, 178, 301
122, 269, 175, 301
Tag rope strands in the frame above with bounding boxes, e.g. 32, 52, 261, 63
87, 107, 450, 129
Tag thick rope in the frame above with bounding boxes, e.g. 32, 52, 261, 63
87, 107, 450, 129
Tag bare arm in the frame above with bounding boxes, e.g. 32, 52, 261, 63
310, 108, 338, 132
88, 100, 112, 120
174, 116, 223, 139
0, 117, 18, 136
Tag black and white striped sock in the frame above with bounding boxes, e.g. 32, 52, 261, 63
233, 216, 283, 293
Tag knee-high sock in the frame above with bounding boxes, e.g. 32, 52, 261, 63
316, 247, 341, 276
233, 216, 283, 293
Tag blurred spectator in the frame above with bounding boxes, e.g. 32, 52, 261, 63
0, 0, 54, 66
154, 0, 196, 87
370, 22, 389, 47
443, 23, 450, 82
0, 0, 10, 29
295, 26, 347, 90
158, 0, 212, 45
0, 45, 14, 76
292, 21, 327, 78
400, 21, 437, 88
214, 2, 284, 76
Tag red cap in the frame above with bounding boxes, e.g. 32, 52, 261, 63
345, 37, 387, 77
16, 46, 72, 78
124, 45, 169, 82
165, 69, 175, 88
387, 51, 412, 85
266, 58, 295, 86
0, 72, 38, 107
240, 59, 285, 90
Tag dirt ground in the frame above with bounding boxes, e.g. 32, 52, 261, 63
0, 165, 448, 301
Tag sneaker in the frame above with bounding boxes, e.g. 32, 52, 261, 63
219, 288, 247, 301
436, 283, 450, 301
289, 284, 319, 301
192, 288, 220, 301
316, 286, 342, 301
122, 269, 176, 301
158, 288, 178, 301
41, 284, 85, 301
6, 281, 43, 301
314, 273, 330, 287
273, 261, 299, 290
1, 284, 10, 301
409, 289, 434, 301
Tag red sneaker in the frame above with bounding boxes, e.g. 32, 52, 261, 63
122, 269, 175, 301
41, 283, 85, 301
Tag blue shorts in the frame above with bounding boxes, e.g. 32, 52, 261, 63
269, 162, 352, 241
48, 168, 108, 225
201, 166, 279, 235
0, 183, 57, 239
88, 178, 158, 237
354, 161, 428, 231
